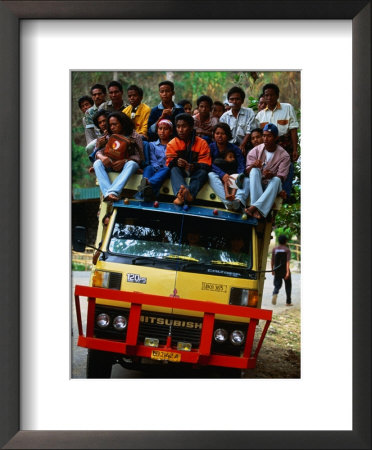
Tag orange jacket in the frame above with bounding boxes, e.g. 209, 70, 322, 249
166, 136, 212, 171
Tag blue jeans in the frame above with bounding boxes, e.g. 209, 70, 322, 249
142, 165, 170, 196
250, 168, 282, 217
93, 159, 139, 197
208, 171, 250, 210
170, 166, 209, 199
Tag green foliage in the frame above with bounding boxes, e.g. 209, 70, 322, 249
72, 262, 88, 271
71, 140, 95, 189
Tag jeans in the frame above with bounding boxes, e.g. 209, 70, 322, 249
170, 166, 209, 199
93, 159, 139, 198
273, 274, 292, 304
208, 171, 250, 210
142, 165, 170, 196
250, 168, 282, 217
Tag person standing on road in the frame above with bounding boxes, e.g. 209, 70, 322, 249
271, 234, 292, 306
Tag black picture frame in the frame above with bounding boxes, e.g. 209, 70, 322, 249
0, 1, 370, 449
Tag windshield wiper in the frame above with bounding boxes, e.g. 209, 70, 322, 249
164, 254, 200, 262
131, 256, 159, 265
210, 260, 248, 268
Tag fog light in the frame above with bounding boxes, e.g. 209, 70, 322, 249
144, 337, 159, 347
177, 342, 192, 351
113, 316, 127, 330
96, 313, 110, 328
214, 328, 228, 343
230, 330, 245, 346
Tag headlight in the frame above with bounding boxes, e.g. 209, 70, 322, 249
96, 313, 110, 328
214, 328, 228, 343
230, 330, 245, 346
229, 288, 248, 306
229, 288, 258, 307
113, 315, 127, 330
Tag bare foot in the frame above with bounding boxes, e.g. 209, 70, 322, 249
183, 188, 193, 203
173, 188, 185, 205
226, 193, 235, 201
279, 190, 287, 199
253, 210, 262, 219
104, 194, 119, 203
245, 206, 256, 217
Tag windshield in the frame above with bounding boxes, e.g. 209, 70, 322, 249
108, 208, 252, 271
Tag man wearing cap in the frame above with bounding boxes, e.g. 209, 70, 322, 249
244, 123, 290, 219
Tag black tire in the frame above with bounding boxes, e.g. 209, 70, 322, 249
86, 349, 113, 378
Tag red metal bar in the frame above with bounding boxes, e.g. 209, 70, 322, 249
75, 285, 272, 321
243, 318, 258, 358
126, 303, 142, 346
253, 319, 271, 359
74, 293, 83, 336
86, 297, 96, 338
74, 285, 273, 370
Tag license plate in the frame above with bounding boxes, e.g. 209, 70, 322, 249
151, 350, 181, 362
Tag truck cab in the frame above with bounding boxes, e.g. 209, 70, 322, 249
73, 174, 280, 377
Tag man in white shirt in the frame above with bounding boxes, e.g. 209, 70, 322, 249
256, 83, 299, 162
219, 86, 256, 155
255, 83, 299, 200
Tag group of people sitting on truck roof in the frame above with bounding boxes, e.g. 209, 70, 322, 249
78, 80, 299, 219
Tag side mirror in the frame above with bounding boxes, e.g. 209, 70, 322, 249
72, 226, 87, 252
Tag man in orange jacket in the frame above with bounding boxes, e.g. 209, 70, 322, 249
166, 113, 212, 206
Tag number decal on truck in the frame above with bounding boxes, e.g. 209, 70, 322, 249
127, 273, 147, 284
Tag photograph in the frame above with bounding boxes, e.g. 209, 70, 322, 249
71, 70, 301, 379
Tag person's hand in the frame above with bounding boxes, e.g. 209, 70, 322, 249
112, 159, 126, 171
253, 159, 263, 168
222, 173, 230, 184
292, 150, 299, 162
161, 108, 172, 118
96, 135, 107, 148
99, 155, 112, 168
284, 272, 290, 280
263, 170, 274, 179
177, 158, 188, 168
239, 143, 247, 156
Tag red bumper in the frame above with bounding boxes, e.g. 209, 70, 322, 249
75, 285, 272, 370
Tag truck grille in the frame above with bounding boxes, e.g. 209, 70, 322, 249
94, 307, 247, 356
138, 311, 203, 348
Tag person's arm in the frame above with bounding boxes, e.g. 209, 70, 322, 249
147, 107, 159, 137
191, 139, 212, 172
233, 145, 246, 173
137, 105, 150, 137
276, 152, 291, 182
284, 247, 291, 279
290, 128, 299, 161
165, 139, 180, 168
288, 104, 299, 161
239, 133, 250, 153
149, 143, 161, 170
271, 248, 275, 275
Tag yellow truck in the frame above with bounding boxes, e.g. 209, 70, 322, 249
73, 175, 281, 377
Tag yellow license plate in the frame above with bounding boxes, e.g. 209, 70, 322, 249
151, 350, 181, 362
